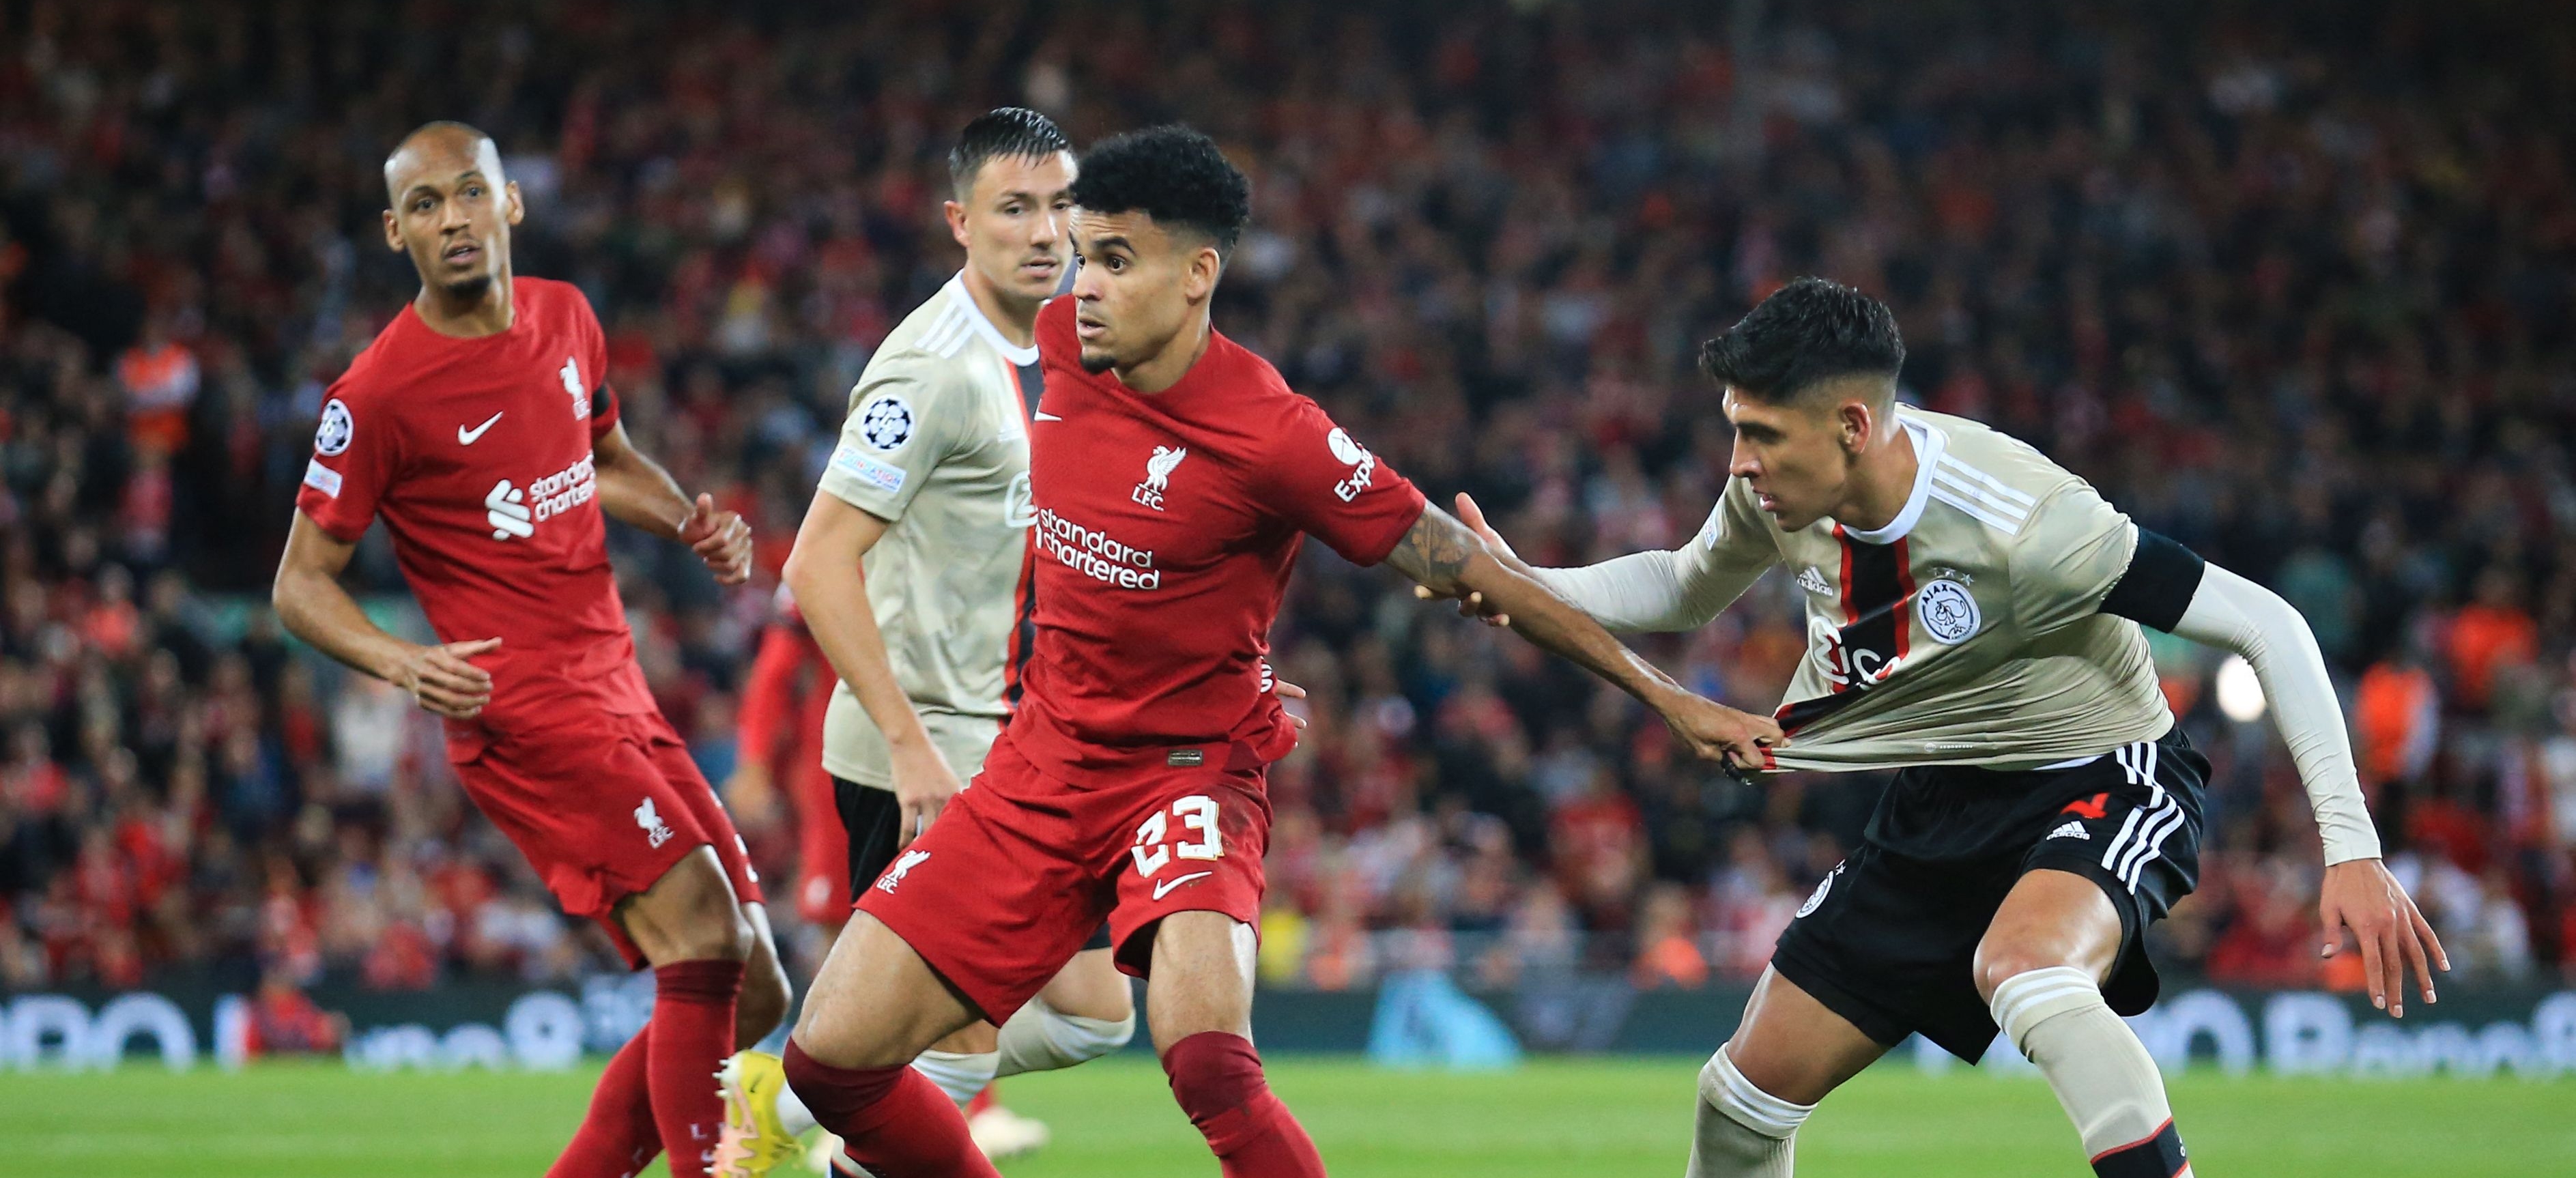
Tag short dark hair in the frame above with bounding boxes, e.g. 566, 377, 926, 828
1069, 125, 1251, 255
1699, 278, 1906, 403
948, 107, 1072, 198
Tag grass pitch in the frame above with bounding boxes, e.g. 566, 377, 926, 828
1, 1056, 2567, 1177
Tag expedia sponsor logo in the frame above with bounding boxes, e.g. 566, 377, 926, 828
1327, 428, 1377, 502
1034, 507, 1162, 590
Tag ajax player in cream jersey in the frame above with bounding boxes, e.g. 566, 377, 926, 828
1436, 279, 2446, 1178
716, 110, 1133, 1176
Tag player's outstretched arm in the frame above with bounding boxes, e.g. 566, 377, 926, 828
780, 489, 962, 846
1384, 504, 1781, 769
271, 512, 500, 719
1418, 491, 1773, 633
2162, 558, 2450, 1016
592, 420, 752, 584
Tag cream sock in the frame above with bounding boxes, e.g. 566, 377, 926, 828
1685, 1046, 1810, 1177
1990, 966, 2192, 1177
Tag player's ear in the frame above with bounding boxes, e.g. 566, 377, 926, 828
382, 209, 404, 254
1838, 400, 1872, 452
1186, 243, 1222, 302
504, 181, 525, 227
945, 200, 970, 249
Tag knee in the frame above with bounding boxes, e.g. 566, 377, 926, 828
628, 853, 755, 964
1972, 938, 2077, 1005
997, 996, 1135, 1077
1700, 1044, 1815, 1140
1160, 1030, 1269, 1127
736, 955, 792, 1042
666, 908, 754, 964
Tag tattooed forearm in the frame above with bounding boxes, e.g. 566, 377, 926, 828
1385, 503, 1685, 713
1386, 506, 1478, 592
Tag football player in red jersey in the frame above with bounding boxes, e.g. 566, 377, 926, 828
777, 126, 1784, 1177
271, 122, 788, 1178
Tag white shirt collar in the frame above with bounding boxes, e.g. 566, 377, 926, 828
943, 272, 1040, 367
1835, 412, 1943, 545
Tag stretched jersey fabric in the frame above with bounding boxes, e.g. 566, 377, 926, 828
1007, 298, 1428, 784
293, 276, 651, 754
816, 273, 1043, 786
1542, 407, 2170, 771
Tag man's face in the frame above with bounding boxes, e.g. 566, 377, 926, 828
382, 134, 519, 299
950, 152, 1074, 305
1723, 386, 1861, 532
1068, 209, 1214, 375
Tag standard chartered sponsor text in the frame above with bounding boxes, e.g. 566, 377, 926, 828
1035, 507, 1163, 590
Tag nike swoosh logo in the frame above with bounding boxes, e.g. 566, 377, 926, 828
458, 412, 503, 444
1033, 410, 1063, 422
1151, 871, 1214, 900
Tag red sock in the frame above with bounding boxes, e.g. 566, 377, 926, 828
782, 1038, 999, 1178
1163, 1031, 1326, 1177
650, 960, 742, 1178
964, 1083, 997, 1119
547, 1026, 659, 1178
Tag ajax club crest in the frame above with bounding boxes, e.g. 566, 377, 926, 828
1916, 578, 1981, 644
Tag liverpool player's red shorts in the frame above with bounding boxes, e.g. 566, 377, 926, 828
790, 751, 848, 925
853, 731, 1271, 1024
450, 711, 764, 967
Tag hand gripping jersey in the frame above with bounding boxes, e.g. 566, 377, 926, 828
1545, 407, 2172, 771
814, 273, 1044, 787
1006, 297, 1429, 782
294, 276, 653, 751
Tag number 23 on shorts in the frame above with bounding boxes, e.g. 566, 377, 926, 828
1130, 794, 1223, 878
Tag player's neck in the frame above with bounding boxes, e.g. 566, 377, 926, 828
1116, 314, 1212, 395
413, 270, 516, 339
960, 265, 1040, 348
1834, 423, 1919, 534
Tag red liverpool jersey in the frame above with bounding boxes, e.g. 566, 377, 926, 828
1007, 298, 1428, 782
295, 276, 655, 750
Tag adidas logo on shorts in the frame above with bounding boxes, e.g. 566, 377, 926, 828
2046, 820, 2091, 842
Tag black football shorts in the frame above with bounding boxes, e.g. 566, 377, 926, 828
1771, 726, 2207, 1062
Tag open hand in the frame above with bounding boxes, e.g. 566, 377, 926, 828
388, 637, 501, 719
1657, 689, 1784, 771
680, 492, 753, 585
1412, 491, 1517, 627
2320, 857, 2448, 1018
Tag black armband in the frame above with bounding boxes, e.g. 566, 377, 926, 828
591, 383, 616, 420
2098, 528, 2205, 632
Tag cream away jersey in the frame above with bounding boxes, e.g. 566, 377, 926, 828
1548, 407, 2173, 771
816, 274, 1040, 786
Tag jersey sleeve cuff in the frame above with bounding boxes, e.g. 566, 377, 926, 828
295, 502, 371, 544
1347, 485, 1432, 567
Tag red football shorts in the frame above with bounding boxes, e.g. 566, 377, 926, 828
853, 732, 1271, 1024
450, 711, 764, 967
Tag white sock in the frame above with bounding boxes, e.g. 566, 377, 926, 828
911, 1048, 1000, 1111
1687, 1045, 1811, 1177
774, 1079, 818, 1136
994, 995, 1136, 1078
1990, 966, 2190, 1176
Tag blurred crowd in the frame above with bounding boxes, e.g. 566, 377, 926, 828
3, 0, 2574, 1000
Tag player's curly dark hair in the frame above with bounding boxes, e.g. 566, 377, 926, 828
1700, 277, 1906, 403
948, 107, 1072, 198
1070, 125, 1252, 255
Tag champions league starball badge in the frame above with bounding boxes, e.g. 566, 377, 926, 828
858, 393, 915, 452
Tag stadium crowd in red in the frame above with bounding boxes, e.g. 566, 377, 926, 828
1, 0, 2572, 999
